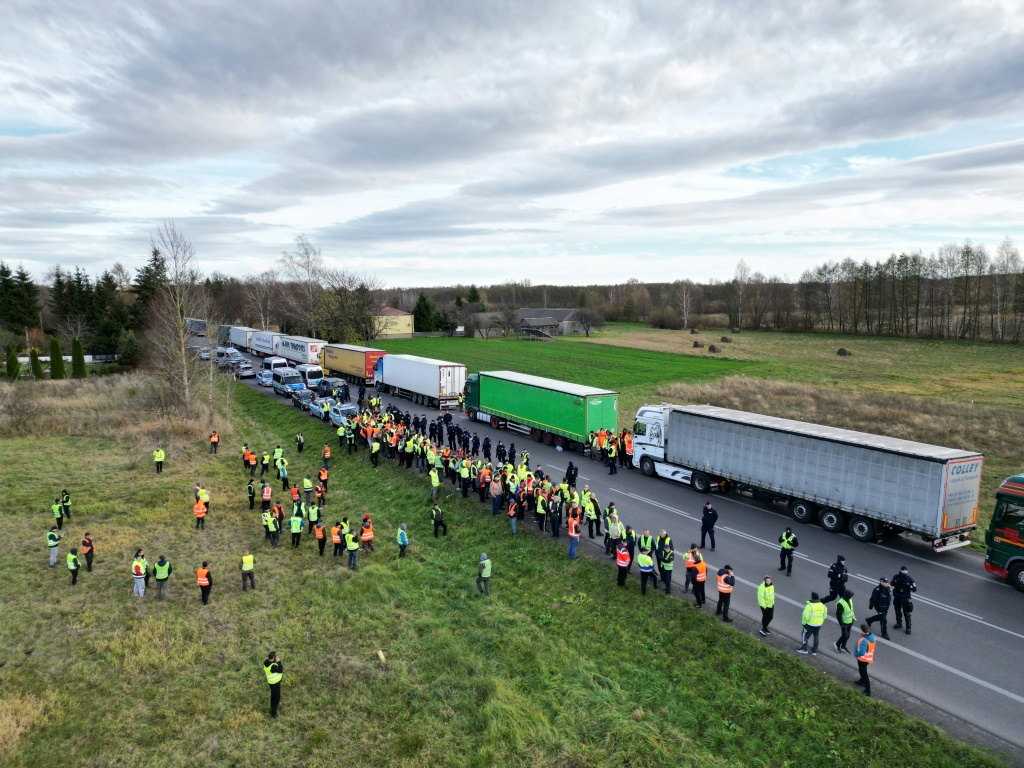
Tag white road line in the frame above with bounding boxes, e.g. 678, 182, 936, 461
614, 488, 1024, 642
711, 569, 1024, 707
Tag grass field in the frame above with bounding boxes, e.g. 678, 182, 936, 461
0, 377, 1005, 767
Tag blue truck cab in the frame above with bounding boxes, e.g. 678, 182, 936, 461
272, 367, 306, 397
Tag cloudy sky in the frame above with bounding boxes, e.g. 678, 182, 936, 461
2, 0, 1023, 286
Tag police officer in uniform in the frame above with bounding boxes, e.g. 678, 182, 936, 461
891, 565, 917, 635
778, 527, 798, 576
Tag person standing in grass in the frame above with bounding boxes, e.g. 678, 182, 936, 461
278, 458, 289, 492
616, 540, 631, 587
194, 499, 207, 530
261, 450, 271, 477
637, 548, 657, 595
854, 624, 876, 696
209, 431, 219, 454
240, 550, 255, 591
247, 479, 256, 511
197, 562, 213, 605
331, 522, 343, 557
51, 497, 64, 530
476, 553, 492, 596
153, 446, 165, 473
360, 514, 375, 553
67, 547, 81, 585
296, 431, 305, 454
154, 555, 172, 599
47, 525, 63, 567
289, 508, 305, 548
81, 532, 95, 571
264, 651, 283, 718
430, 505, 447, 538
345, 528, 359, 570
397, 523, 408, 558
131, 552, 146, 599
758, 576, 775, 636
313, 519, 326, 556
567, 510, 580, 559
61, 489, 72, 521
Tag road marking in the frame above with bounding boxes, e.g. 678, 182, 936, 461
710, 569, 1024, 707
613, 488, 1024, 643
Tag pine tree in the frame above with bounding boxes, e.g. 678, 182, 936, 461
5, 344, 19, 380
71, 338, 87, 378
30, 348, 44, 379
466, 285, 481, 304
131, 247, 167, 329
117, 329, 144, 367
412, 292, 437, 332
49, 338, 66, 379
0, 262, 14, 329
8, 265, 40, 330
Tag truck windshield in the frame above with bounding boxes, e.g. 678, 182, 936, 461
995, 499, 1024, 527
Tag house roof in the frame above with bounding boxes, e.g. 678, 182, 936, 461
516, 308, 577, 322
520, 317, 559, 327
377, 306, 411, 317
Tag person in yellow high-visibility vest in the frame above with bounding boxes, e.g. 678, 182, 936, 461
264, 651, 283, 718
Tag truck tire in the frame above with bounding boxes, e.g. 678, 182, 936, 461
790, 500, 816, 524
692, 472, 710, 493
848, 516, 875, 542
466, 409, 476, 421
543, 432, 554, 445
554, 435, 565, 449
490, 415, 499, 429
1008, 563, 1024, 593
640, 456, 655, 477
819, 507, 845, 533
531, 428, 543, 442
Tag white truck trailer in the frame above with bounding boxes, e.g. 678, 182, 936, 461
228, 326, 259, 352
633, 404, 983, 551
374, 354, 466, 409
250, 331, 283, 357
277, 336, 327, 367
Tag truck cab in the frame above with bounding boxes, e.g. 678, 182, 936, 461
985, 475, 1024, 591
272, 367, 305, 397
295, 364, 324, 387
633, 404, 717, 491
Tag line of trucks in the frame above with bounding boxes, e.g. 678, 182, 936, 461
208, 320, 1021, 585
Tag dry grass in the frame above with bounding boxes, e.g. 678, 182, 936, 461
0, 692, 60, 759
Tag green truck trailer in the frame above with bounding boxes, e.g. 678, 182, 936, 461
464, 370, 618, 452
985, 474, 1024, 591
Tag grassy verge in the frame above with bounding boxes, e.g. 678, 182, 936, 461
0, 378, 1005, 767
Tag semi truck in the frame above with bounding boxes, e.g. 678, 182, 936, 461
251, 331, 283, 357
633, 403, 983, 551
319, 344, 386, 385
228, 326, 259, 352
217, 325, 232, 344
374, 354, 466, 409
984, 474, 1024, 591
185, 318, 207, 336
277, 336, 327, 367
464, 371, 618, 451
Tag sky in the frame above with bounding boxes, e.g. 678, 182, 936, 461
2, 0, 1023, 287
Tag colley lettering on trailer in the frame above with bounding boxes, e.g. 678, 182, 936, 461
950, 462, 980, 476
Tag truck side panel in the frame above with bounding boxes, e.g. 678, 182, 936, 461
667, 411, 951, 534
584, 394, 619, 438
480, 375, 584, 438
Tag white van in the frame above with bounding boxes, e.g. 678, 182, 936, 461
294, 364, 324, 386
261, 357, 288, 374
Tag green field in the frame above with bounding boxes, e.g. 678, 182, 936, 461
0, 377, 1004, 767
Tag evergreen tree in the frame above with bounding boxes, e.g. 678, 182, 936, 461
30, 348, 44, 379
49, 337, 66, 379
131, 247, 167, 329
117, 329, 144, 367
0, 262, 14, 329
8, 265, 40, 330
5, 344, 19, 380
71, 338, 86, 378
412, 292, 438, 332
466, 285, 481, 304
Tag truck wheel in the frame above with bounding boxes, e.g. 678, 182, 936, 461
692, 472, 710, 493
466, 409, 475, 421
848, 516, 875, 542
640, 456, 655, 477
790, 500, 816, 524
819, 507, 845, 533
531, 428, 543, 442
1008, 564, 1024, 593
543, 432, 554, 445
490, 416, 499, 429
554, 435, 565, 449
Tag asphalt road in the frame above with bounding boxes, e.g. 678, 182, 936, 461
231, 353, 1024, 759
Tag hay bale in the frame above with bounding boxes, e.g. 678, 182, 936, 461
690, 328, 700, 335
693, 341, 704, 348
837, 348, 852, 357
731, 327, 740, 334
720, 336, 732, 343
708, 344, 721, 353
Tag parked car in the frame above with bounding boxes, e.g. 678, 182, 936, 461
198, 349, 211, 361
256, 371, 273, 387
316, 377, 346, 397
310, 396, 336, 420
236, 363, 256, 379
291, 388, 315, 410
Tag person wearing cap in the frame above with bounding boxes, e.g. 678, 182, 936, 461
430, 504, 447, 538
691, 546, 707, 607
796, 592, 827, 655
833, 590, 856, 654
854, 624, 876, 696
757, 576, 775, 636
476, 553, 492, 596
778, 527, 798, 576
660, 544, 675, 594
67, 547, 81, 585
615, 539, 631, 587
866, 576, 893, 640
715, 565, 735, 622
891, 565, 917, 635
683, 543, 699, 593
699, 501, 718, 551
637, 548, 658, 595
821, 555, 848, 604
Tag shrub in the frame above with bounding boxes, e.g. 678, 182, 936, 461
5, 344, 20, 380
118, 329, 144, 367
30, 349, 45, 379
71, 338, 87, 378
49, 338, 66, 380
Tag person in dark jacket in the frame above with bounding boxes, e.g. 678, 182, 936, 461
700, 502, 718, 551
866, 576, 893, 639
891, 565, 917, 635
566, 461, 578, 489
833, 589, 855, 653
821, 555, 848, 604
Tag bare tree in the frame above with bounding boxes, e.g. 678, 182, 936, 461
575, 308, 606, 337
147, 220, 205, 414
54, 315, 91, 346
483, 313, 503, 339
245, 270, 279, 330
279, 235, 324, 337
109, 262, 134, 294
498, 308, 518, 337
674, 280, 700, 329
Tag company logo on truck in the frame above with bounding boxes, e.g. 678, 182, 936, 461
949, 462, 980, 477
281, 339, 317, 354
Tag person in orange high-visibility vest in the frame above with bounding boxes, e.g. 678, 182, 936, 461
567, 512, 580, 559
854, 624, 876, 696
360, 514, 375, 553
243, 447, 252, 470
260, 482, 272, 511
196, 562, 213, 604
322, 444, 331, 470
318, 466, 329, 493
623, 431, 634, 469
248, 450, 258, 476
209, 431, 220, 454
716, 565, 735, 622
194, 500, 208, 530
315, 482, 325, 507
330, 523, 343, 557
616, 540, 631, 587
313, 519, 326, 556
693, 550, 708, 608
290, 484, 300, 505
